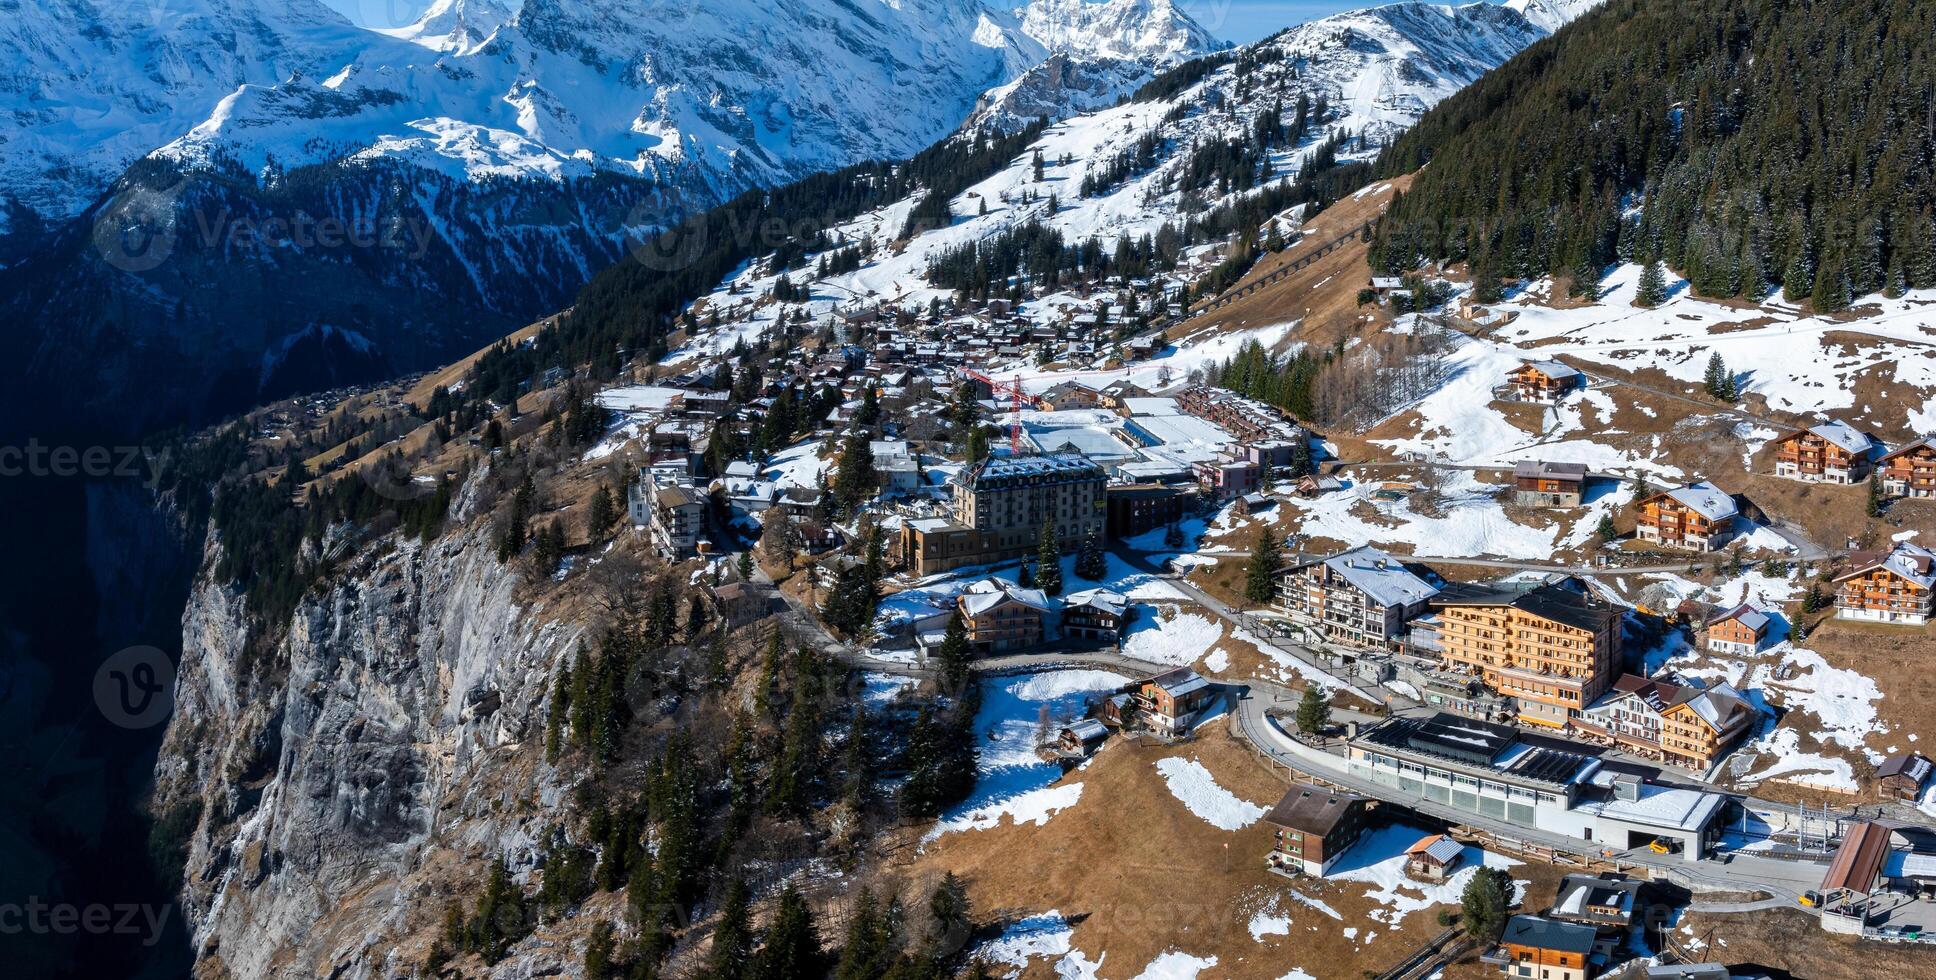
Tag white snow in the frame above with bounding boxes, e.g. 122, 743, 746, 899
927, 669, 1127, 839
1153, 757, 1267, 830
1128, 951, 1218, 980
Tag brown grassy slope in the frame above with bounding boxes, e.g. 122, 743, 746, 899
1176, 176, 1414, 351
902, 718, 1563, 980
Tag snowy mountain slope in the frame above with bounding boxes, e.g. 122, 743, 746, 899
2, 0, 1222, 232
0, 0, 370, 235
1504, 0, 1605, 34
661, 2, 1583, 370
0, 0, 1221, 432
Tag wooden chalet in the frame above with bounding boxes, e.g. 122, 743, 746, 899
1057, 719, 1109, 757
1876, 753, 1933, 801
1635, 482, 1739, 552
1513, 460, 1589, 508
1703, 603, 1769, 655
1506, 360, 1583, 403
957, 579, 1055, 653
1135, 667, 1217, 736
1063, 588, 1128, 643
1881, 437, 1936, 498
1833, 542, 1936, 626
1495, 916, 1599, 980
1404, 834, 1464, 883
1263, 783, 1371, 877
1771, 419, 1875, 484
1548, 873, 1644, 938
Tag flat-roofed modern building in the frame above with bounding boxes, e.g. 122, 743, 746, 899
1346, 713, 1726, 861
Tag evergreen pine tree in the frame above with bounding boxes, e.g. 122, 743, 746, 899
927, 871, 973, 953
584, 921, 617, 980
1244, 528, 1282, 604
750, 885, 825, 980
1164, 522, 1185, 549
587, 485, 619, 539
1074, 531, 1107, 581
1595, 514, 1618, 543
1867, 474, 1885, 518
1295, 685, 1330, 735
1461, 867, 1514, 941
1034, 523, 1063, 597
1635, 260, 1668, 308
738, 549, 755, 581
936, 610, 973, 692
706, 878, 754, 979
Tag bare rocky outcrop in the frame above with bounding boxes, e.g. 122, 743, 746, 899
152, 478, 585, 979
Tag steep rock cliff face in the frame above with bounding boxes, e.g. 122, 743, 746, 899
154, 481, 584, 978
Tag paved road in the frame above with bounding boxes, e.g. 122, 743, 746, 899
1136, 544, 1828, 578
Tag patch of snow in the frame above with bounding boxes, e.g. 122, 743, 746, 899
1153, 757, 1266, 830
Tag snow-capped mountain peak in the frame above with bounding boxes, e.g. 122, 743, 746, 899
1504, 0, 1605, 34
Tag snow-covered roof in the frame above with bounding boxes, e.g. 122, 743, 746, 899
1316, 546, 1441, 608
1683, 681, 1755, 732
1663, 481, 1737, 521
1521, 358, 1580, 380
1839, 542, 1936, 590
1123, 397, 1182, 416
1064, 588, 1127, 617
1589, 784, 1727, 833
1805, 419, 1874, 454
961, 578, 1054, 616
1708, 602, 1769, 633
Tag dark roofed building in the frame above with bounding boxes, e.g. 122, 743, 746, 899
1263, 783, 1371, 877
1549, 873, 1644, 937
1514, 460, 1590, 508
1877, 753, 1933, 801
1497, 915, 1600, 980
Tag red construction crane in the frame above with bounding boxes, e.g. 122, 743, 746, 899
960, 368, 1028, 456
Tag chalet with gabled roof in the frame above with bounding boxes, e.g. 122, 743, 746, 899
957, 579, 1055, 653
1274, 546, 1442, 649
1833, 543, 1936, 626
1880, 437, 1936, 498
1135, 667, 1216, 735
1264, 782, 1371, 877
1771, 419, 1875, 484
1704, 603, 1769, 655
1507, 360, 1583, 403
1635, 482, 1739, 551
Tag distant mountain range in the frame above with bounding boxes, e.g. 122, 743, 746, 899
0, 0, 1603, 435
0, 0, 1223, 433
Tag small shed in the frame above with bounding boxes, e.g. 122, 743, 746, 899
1404, 834, 1465, 883
1877, 753, 1934, 801
1236, 492, 1274, 515
1058, 719, 1110, 757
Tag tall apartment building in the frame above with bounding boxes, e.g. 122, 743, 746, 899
1770, 419, 1874, 484
949, 453, 1106, 557
1430, 579, 1625, 729
900, 452, 1106, 576
629, 468, 703, 560
1274, 546, 1442, 649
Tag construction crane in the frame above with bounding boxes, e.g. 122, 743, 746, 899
960, 368, 1029, 456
